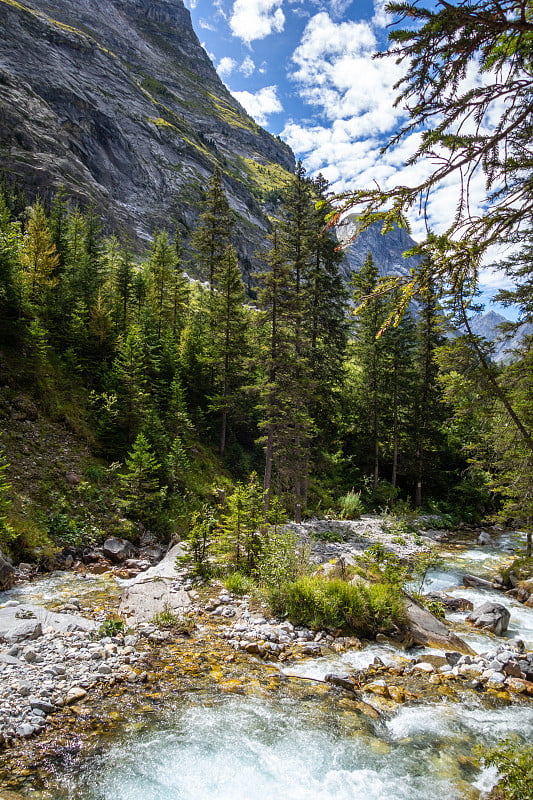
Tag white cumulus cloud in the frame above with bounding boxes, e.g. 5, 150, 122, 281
217, 56, 237, 79
283, 11, 496, 246
233, 85, 283, 126
372, 0, 391, 27
240, 55, 256, 77
230, 0, 285, 44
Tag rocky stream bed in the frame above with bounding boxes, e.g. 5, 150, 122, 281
0, 518, 532, 799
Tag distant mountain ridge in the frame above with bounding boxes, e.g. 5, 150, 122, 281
337, 215, 529, 360
336, 214, 422, 281
467, 311, 532, 362
0, 0, 294, 271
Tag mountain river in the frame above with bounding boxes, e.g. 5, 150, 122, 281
2, 530, 533, 799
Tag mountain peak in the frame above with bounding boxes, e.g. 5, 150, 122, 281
0, 0, 294, 266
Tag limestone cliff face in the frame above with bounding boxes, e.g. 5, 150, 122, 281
0, 0, 294, 266
336, 214, 421, 281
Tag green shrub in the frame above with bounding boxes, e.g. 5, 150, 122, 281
268, 575, 405, 636
338, 489, 364, 519
481, 739, 533, 800
46, 511, 100, 548
224, 571, 255, 595
257, 527, 311, 587
99, 618, 125, 637
311, 527, 351, 543
416, 596, 446, 619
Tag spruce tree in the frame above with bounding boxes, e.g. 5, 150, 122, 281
192, 166, 233, 291
350, 254, 390, 491
216, 473, 265, 574
0, 190, 23, 333
120, 432, 162, 525
411, 280, 447, 506
147, 230, 176, 340
19, 201, 58, 311
207, 245, 248, 457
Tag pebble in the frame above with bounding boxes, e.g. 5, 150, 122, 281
0, 622, 144, 744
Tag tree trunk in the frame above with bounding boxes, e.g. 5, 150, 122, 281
263, 425, 274, 514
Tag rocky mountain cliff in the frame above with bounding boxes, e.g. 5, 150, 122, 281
0, 0, 293, 270
336, 214, 422, 281
467, 311, 533, 362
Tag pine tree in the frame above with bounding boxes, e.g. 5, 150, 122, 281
216, 473, 265, 574
111, 324, 152, 444
120, 432, 162, 525
411, 281, 447, 506
256, 164, 347, 514
207, 245, 248, 456
19, 201, 58, 310
192, 166, 234, 291
147, 230, 176, 340
0, 190, 23, 333
170, 230, 189, 339
350, 254, 390, 491
257, 223, 313, 514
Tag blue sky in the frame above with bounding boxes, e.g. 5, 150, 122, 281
183, 0, 516, 317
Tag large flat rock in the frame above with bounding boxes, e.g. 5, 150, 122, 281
404, 596, 475, 655
0, 603, 95, 640
119, 544, 192, 625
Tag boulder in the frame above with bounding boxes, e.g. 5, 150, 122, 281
103, 537, 135, 564
0, 604, 95, 637
466, 602, 511, 635
403, 596, 475, 654
425, 592, 473, 612
119, 544, 192, 624
0, 620, 42, 643
463, 574, 495, 590
11, 394, 38, 420
478, 531, 493, 546
0, 556, 15, 590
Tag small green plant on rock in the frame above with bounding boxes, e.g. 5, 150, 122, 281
152, 602, 179, 628
99, 618, 125, 638
153, 604, 195, 635
418, 597, 446, 619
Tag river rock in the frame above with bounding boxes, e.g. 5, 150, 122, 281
0, 557, 15, 590
325, 673, 356, 691
425, 592, 473, 612
28, 696, 55, 714
119, 544, 192, 624
0, 620, 42, 644
466, 602, 510, 635
103, 537, 135, 564
0, 604, 95, 635
387, 685, 406, 703
463, 574, 495, 590
403, 596, 475, 654
478, 531, 493, 546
